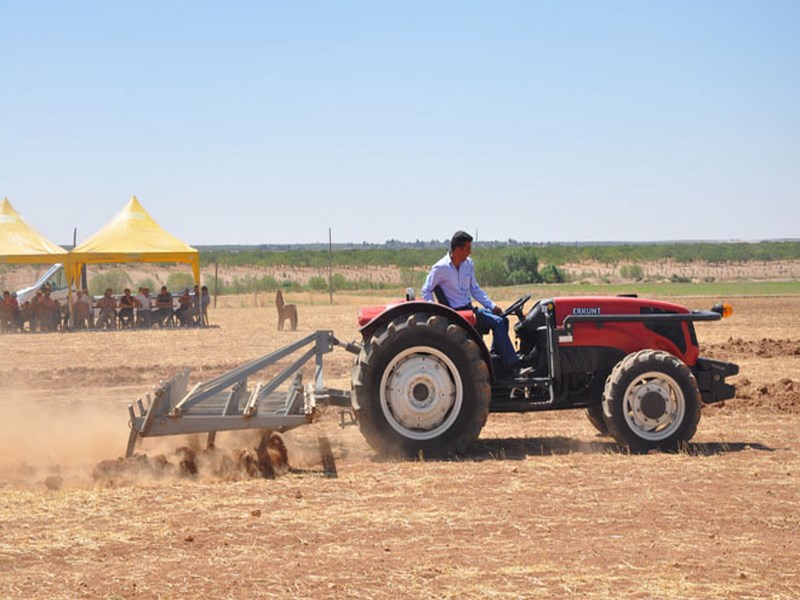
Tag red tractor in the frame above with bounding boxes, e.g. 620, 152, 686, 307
351, 293, 738, 456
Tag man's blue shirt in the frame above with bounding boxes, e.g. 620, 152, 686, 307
421, 253, 495, 310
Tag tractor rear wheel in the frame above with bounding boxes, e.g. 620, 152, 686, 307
602, 350, 701, 453
352, 312, 491, 457
585, 405, 609, 437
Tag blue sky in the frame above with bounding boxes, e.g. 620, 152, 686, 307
1, 1, 798, 245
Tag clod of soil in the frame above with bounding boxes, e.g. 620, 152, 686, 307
44, 475, 63, 490
707, 377, 800, 414
92, 432, 290, 486
708, 337, 800, 360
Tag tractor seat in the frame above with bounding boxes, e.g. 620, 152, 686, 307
432, 285, 477, 327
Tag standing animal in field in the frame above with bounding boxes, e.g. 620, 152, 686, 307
275, 290, 298, 331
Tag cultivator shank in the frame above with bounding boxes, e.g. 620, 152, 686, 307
126, 331, 353, 457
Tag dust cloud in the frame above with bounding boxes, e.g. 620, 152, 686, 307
0, 393, 293, 489
0, 397, 125, 472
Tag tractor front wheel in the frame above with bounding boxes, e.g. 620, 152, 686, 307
352, 313, 491, 457
602, 350, 701, 453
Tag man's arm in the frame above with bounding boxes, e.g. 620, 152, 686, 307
468, 265, 502, 314
420, 265, 441, 302
467, 262, 493, 310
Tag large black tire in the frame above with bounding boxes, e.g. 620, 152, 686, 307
585, 405, 610, 437
602, 350, 701, 453
352, 312, 491, 457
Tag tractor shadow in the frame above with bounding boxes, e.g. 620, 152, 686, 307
461, 436, 776, 461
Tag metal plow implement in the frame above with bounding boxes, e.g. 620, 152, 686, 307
126, 331, 354, 475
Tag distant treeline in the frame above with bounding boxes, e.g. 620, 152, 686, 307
201, 241, 800, 270
74, 241, 800, 296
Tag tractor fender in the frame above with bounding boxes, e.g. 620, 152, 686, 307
358, 301, 495, 379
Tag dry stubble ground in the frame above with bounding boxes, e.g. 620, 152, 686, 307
0, 292, 799, 599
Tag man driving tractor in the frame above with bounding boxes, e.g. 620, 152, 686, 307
421, 230, 518, 371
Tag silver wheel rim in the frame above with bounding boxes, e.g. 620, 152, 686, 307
379, 346, 463, 441
622, 370, 685, 441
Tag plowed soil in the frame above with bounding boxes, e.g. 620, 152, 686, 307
1, 293, 798, 599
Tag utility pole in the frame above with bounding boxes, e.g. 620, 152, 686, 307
214, 261, 219, 308
328, 227, 333, 304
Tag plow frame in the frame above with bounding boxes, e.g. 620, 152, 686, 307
126, 330, 351, 457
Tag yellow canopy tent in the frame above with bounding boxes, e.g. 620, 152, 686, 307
0, 196, 69, 268
69, 195, 200, 286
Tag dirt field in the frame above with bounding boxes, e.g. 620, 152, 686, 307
1, 293, 799, 598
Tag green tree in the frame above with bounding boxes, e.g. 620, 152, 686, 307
540, 264, 566, 283
89, 269, 131, 295
134, 277, 157, 292
166, 272, 196, 292
504, 247, 541, 284
218, 274, 281, 294
619, 264, 644, 280
400, 268, 427, 291
256, 274, 280, 292
475, 255, 510, 286
307, 276, 328, 291
331, 273, 352, 291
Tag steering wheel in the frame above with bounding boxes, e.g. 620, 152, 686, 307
501, 294, 531, 320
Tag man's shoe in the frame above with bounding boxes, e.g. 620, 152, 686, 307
515, 350, 538, 369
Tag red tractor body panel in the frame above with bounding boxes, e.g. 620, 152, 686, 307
552, 296, 700, 366
358, 295, 707, 372
359, 302, 476, 329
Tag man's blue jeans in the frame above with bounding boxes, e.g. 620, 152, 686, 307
475, 308, 517, 368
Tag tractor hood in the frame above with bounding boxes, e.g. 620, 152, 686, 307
550, 296, 691, 327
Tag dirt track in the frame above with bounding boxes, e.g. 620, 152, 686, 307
1, 293, 798, 598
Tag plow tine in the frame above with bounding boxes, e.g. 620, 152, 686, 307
125, 427, 139, 458
140, 389, 166, 436
126, 402, 141, 458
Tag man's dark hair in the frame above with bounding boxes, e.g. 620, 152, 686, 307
450, 230, 473, 251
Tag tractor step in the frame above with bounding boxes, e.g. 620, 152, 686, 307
491, 375, 556, 409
